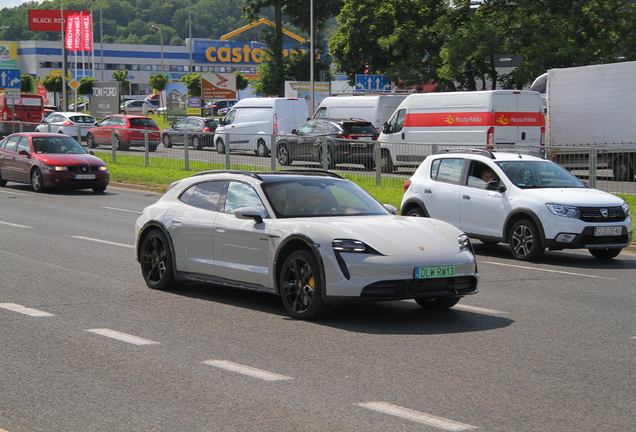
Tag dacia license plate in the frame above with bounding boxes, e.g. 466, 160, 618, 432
75, 174, 95, 180
414, 265, 456, 279
594, 226, 622, 236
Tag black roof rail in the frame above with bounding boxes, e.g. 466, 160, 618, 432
489, 148, 546, 159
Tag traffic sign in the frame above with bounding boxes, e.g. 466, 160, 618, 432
355, 74, 391, 91
0, 68, 21, 89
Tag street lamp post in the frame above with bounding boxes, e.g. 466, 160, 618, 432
310, 0, 314, 114
152, 25, 164, 73
61, 0, 67, 111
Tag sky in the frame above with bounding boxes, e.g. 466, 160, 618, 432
4, 0, 41, 9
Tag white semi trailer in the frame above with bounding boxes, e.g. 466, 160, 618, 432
531, 61, 636, 181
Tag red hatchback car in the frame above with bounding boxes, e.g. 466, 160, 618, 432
86, 115, 160, 151
0, 133, 110, 193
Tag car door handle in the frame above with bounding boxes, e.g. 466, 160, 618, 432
462, 194, 471, 200
171, 219, 183, 225
215, 225, 227, 232
424, 188, 432, 194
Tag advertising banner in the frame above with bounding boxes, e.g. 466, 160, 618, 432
65, 13, 92, 51
0, 43, 18, 68
90, 82, 120, 117
28, 9, 89, 32
201, 73, 237, 100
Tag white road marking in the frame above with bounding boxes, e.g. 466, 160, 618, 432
71, 236, 134, 249
453, 304, 509, 316
357, 402, 478, 431
202, 360, 293, 381
102, 206, 143, 214
0, 303, 54, 317
482, 261, 616, 280
630, 336, 636, 340
85, 328, 160, 345
0, 189, 28, 196
0, 220, 33, 229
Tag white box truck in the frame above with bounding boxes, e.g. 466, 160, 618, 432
214, 97, 309, 157
532, 61, 636, 181
377, 90, 544, 172
313, 95, 407, 130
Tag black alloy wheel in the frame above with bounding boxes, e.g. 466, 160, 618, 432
279, 250, 331, 319
140, 230, 178, 290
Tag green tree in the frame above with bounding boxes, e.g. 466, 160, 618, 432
112, 70, 130, 110
41, 73, 69, 107
148, 73, 171, 94
234, 71, 250, 91
78, 77, 98, 96
329, 0, 447, 89
181, 73, 202, 98
243, 0, 342, 96
20, 73, 36, 93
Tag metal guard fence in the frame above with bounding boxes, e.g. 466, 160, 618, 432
2, 121, 635, 195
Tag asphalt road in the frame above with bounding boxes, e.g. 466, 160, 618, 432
1, 184, 635, 432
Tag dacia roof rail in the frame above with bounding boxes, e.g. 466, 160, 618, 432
435, 148, 495, 158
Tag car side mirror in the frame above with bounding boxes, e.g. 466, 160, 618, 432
219, 118, 226, 126
18, 149, 31, 157
383, 204, 398, 215
291, 129, 298, 135
382, 122, 391, 134
486, 181, 506, 192
234, 207, 264, 224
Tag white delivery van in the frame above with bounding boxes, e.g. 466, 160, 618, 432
377, 90, 544, 172
214, 97, 309, 157
313, 95, 407, 130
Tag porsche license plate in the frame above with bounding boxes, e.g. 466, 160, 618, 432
414, 265, 456, 279
75, 174, 95, 180
594, 226, 622, 236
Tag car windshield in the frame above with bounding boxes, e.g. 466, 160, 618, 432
32, 136, 88, 154
496, 160, 586, 189
262, 178, 389, 218
129, 118, 158, 127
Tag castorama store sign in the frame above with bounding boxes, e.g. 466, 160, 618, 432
193, 40, 302, 66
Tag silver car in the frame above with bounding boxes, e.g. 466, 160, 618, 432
135, 170, 479, 319
35, 112, 96, 141
123, 100, 156, 115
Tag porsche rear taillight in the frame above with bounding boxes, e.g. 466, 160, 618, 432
62, 121, 73, 125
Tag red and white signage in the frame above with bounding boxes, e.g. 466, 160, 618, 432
65, 13, 92, 52
29, 9, 90, 32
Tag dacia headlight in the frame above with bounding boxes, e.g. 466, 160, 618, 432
546, 203, 580, 218
622, 202, 631, 217
98, 165, 108, 171
458, 233, 470, 251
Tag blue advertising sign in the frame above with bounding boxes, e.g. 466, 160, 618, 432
0, 68, 21, 89
355, 74, 391, 91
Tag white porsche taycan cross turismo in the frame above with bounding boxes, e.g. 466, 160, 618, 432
135, 170, 479, 319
